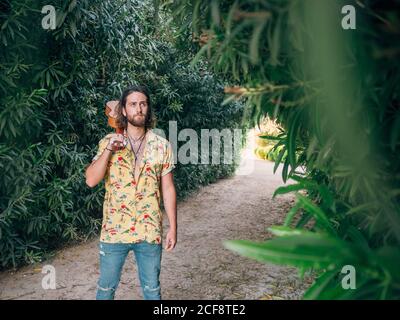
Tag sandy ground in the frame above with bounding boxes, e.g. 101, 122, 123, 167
0, 134, 312, 300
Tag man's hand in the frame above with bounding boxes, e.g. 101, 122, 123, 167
165, 228, 177, 252
107, 133, 126, 151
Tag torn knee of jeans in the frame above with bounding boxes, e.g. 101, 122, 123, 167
99, 250, 105, 256
97, 285, 116, 292
144, 284, 160, 292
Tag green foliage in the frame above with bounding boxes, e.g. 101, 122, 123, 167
0, 0, 246, 269
169, 0, 400, 299
255, 144, 287, 162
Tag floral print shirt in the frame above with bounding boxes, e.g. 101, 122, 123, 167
92, 129, 175, 244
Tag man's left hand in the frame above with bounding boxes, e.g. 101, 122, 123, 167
165, 229, 177, 251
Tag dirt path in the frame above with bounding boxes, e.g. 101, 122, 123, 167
0, 135, 311, 300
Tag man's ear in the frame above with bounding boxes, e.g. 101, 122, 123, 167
122, 106, 126, 117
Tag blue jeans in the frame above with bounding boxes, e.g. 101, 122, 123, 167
96, 241, 162, 300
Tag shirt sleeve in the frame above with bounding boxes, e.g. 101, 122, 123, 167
161, 141, 176, 176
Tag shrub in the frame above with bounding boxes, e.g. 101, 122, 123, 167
0, 0, 247, 269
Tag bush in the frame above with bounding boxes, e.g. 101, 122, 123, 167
170, 0, 400, 299
0, 0, 247, 269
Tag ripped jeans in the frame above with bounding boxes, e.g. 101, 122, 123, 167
96, 241, 162, 300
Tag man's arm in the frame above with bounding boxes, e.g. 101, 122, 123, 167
85, 133, 124, 188
85, 147, 113, 188
161, 171, 177, 251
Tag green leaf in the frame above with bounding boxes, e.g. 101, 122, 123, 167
224, 233, 359, 270
268, 225, 311, 237
190, 42, 210, 67
268, 15, 281, 66
273, 146, 286, 174
258, 135, 280, 140
303, 269, 339, 300
281, 156, 290, 182
249, 19, 267, 64
210, 0, 220, 26
345, 225, 371, 255
283, 201, 302, 226
221, 94, 237, 106
296, 193, 336, 235
273, 183, 305, 198
287, 110, 302, 170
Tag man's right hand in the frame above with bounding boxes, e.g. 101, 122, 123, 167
106, 133, 126, 151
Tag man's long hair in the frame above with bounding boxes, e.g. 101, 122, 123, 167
115, 85, 156, 130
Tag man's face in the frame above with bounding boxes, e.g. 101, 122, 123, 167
122, 91, 148, 127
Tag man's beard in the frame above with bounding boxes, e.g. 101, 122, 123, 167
127, 114, 146, 127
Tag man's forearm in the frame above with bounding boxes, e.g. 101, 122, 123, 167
85, 148, 112, 187
163, 185, 177, 231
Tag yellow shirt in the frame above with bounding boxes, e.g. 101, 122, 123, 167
92, 129, 175, 244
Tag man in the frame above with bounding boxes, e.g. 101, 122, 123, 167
85, 85, 177, 300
